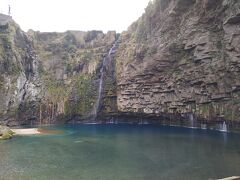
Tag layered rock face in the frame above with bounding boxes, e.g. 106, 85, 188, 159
0, 14, 117, 126
116, 0, 240, 123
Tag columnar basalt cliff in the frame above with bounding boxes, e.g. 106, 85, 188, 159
115, 0, 240, 126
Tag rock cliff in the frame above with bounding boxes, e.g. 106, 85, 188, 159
0, 13, 117, 126
115, 0, 240, 127
0, 0, 240, 129
29, 30, 117, 124
0, 14, 41, 126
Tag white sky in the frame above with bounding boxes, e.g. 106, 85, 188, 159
0, 0, 150, 33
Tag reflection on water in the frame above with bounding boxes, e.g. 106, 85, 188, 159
37, 128, 65, 135
0, 124, 240, 180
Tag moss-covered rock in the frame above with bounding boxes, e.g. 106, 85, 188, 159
0, 132, 12, 140
0, 125, 14, 140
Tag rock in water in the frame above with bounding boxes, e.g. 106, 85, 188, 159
0, 125, 14, 140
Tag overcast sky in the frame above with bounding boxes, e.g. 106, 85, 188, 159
0, 0, 150, 32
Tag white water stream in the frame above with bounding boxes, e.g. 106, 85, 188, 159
92, 43, 116, 119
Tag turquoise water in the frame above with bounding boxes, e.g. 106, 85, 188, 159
0, 124, 240, 180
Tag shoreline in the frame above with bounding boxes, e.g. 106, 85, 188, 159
12, 128, 41, 135
7, 116, 240, 134
12, 128, 65, 135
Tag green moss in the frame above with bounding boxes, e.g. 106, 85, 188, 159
0, 34, 11, 48
64, 74, 97, 116
201, 104, 210, 114
0, 133, 13, 140
0, 127, 14, 140
44, 76, 70, 103
0, 75, 4, 89
232, 99, 240, 105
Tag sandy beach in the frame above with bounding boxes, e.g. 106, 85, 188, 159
12, 128, 41, 135
11, 128, 64, 135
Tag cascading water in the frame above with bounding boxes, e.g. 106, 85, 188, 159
189, 113, 194, 127
220, 121, 228, 132
92, 43, 116, 120
200, 124, 207, 130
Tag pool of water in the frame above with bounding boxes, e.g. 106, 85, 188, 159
0, 124, 240, 180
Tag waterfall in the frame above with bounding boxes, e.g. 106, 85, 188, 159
92, 43, 116, 120
189, 113, 194, 128
201, 124, 207, 130
220, 121, 227, 132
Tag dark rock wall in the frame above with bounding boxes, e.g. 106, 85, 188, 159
116, 0, 240, 123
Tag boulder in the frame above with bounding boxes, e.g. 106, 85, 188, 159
0, 125, 14, 140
